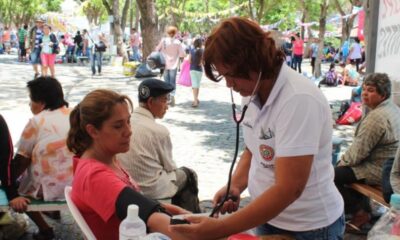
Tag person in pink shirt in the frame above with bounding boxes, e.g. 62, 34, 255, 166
292, 32, 304, 73
130, 28, 141, 61
155, 26, 186, 106
61, 33, 75, 63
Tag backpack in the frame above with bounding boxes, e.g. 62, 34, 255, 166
49, 34, 60, 54
325, 69, 337, 86
135, 63, 159, 78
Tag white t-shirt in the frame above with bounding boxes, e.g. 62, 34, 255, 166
242, 64, 344, 231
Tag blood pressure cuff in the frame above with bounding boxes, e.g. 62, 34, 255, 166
115, 187, 168, 224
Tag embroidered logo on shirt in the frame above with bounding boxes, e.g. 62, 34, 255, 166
259, 144, 274, 161
259, 128, 275, 140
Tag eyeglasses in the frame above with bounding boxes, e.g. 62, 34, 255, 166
211, 65, 249, 82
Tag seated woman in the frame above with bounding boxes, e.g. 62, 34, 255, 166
335, 73, 400, 232
10, 76, 73, 239
66, 89, 188, 240
343, 62, 359, 86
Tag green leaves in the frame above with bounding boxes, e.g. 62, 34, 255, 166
0, 0, 62, 26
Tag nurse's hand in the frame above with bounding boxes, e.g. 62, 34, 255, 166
212, 185, 241, 215
169, 215, 223, 240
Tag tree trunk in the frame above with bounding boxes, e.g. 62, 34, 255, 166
129, 0, 133, 29
256, 0, 265, 23
333, 0, 357, 45
248, 0, 255, 19
136, 0, 159, 61
121, 0, 130, 34
135, 4, 140, 30
314, 0, 329, 78
363, 0, 370, 48
112, 0, 125, 57
340, 15, 356, 43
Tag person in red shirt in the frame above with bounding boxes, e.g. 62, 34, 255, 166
291, 32, 304, 73
66, 89, 188, 240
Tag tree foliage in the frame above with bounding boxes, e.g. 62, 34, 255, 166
81, 0, 107, 25
0, 0, 62, 26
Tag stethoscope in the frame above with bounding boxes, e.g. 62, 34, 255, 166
209, 71, 263, 217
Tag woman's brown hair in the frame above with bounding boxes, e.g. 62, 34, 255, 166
166, 26, 178, 37
66, 89, 133, 156
204, 17, 285, 82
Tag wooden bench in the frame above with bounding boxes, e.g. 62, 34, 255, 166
0, 198, 68, 212
349, 183, 389, 207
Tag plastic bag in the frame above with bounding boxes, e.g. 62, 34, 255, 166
135, 64, 159, 78
336, 102, 362, 125
147, 51, 165, 70
368, 208, 400, 240
0, 212, 28, 240
177, 59, 191, 87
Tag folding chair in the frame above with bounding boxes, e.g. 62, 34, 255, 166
64, 186, 96, 240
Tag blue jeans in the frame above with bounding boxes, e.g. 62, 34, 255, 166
30, 48, 41, 64
76, 47, 82, 57
163, 69, 177, 96
292, 54, 303, 73
131, 45, 141, 61
91, 51, 103, 75
256, 214, 345, 240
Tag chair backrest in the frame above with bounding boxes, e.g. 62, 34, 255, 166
64, 186, 96, 240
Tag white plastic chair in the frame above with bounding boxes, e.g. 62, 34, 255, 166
64, 186, 96, 240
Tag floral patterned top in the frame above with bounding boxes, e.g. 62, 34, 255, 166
16, 107, 73, 201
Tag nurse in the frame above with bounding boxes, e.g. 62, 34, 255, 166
170, 17, 344, 240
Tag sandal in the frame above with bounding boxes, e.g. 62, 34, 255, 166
345, 222, 371, 235
345, 210, 372, 235
191, 100, 200, 108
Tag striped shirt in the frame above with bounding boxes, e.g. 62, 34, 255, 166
340, 98, 400, 185
34, 28, 43, 49
117, 107, 178, 199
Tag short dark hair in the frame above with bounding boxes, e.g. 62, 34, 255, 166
363, 73, 392, 99
27, 76, 68, 110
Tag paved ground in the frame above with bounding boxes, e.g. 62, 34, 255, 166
0, 54, 363, 239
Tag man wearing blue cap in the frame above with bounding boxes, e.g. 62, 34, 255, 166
118, 78, 200, 213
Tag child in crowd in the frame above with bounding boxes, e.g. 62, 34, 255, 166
318, 63, 338, 87
343, 62, 359, 86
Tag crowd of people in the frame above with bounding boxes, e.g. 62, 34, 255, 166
0, 17, 109, 78
1, 16, 400, 240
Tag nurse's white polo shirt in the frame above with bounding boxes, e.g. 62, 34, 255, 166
241, 64, 344, 231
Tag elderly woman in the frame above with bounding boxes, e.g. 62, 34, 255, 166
10, 76, 73, 239
335, 73, 400, 232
